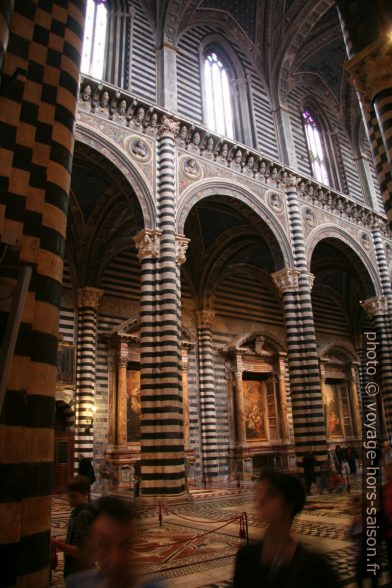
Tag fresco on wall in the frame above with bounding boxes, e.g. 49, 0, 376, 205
127, 369, 141, 442
243, 379, 267, 440
325, 383, 343, 437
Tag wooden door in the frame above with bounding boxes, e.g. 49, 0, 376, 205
53, 432, 74, 494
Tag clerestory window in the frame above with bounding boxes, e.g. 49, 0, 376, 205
204, 50, 234, 138
303, 109, 330, 186
81, 0, 107, 80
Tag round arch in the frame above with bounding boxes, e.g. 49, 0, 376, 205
75, 123, 156, 229
177, 180, 294, 270
306, 224, 381, 298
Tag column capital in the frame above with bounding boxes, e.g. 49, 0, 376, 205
76, 287, 104, 309
196, 309, 215, 329
175, 234, 190, 265
133, 229, 161, 260
271, 268, 300, 294
159, 115, 180, 138
346, 45, 392, 106
361, 295, 388, 317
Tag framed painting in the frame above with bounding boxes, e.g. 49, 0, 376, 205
57, 342, 76, 388
127, 368, 141, 442
325, 383, 343, 437
243, 378, 267, 441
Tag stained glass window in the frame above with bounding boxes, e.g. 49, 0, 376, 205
81, 0, 107, 79
204, 51, 234, 138
303, 109, 329, 185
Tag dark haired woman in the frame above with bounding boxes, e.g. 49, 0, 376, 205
232, 469, 340, 587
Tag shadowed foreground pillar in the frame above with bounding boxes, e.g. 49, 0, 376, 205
0, 1, 85, 585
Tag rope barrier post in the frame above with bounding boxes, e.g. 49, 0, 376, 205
345, 464, 351, 494
239, 514, 245, 538
158, 500, 162, 527
237, 473, 241, 489
243, 511, 249, 545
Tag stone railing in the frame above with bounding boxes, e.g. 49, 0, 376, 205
78, 74, 391, 239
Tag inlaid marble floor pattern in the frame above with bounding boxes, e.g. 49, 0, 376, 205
51, 479, 389, 587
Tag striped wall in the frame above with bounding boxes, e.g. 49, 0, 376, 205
0, 1, 85, 585
176, 25, 279, 158
312, 287, 351, 337
130, 0, 156, 102
100, 248, 140, 301
287, 87, 313, 176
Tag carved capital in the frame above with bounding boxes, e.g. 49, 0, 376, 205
196, 309, 215, 329
159, 115, 180, 138
76, 287, 104, 309
346, 50, 392, 106
361, 296, 388, 318
133, 229, 161, 260
175, 234, 190, 265
271, 269, 300, 294
306, 272, 315, 291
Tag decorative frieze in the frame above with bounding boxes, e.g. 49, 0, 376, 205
78, 74, 389, 237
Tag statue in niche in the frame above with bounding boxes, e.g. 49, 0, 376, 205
254, 336, 265, 355
99, 90, 109, 111
218, 142, 229, 160
259, 160, 266, 176
115, 99, 127, 119
203, 137, 215, 158
245, 155, 255, 173
177, 125, 188, 144
132, 106, 145, 127
232, 149, 243, 168
81, 84, 92, 102
146, 111, 158, 134
189, 131, 201, 151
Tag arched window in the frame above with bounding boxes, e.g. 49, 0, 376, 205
204, 49, 234, 138
303, 109, 330, 185
81, 0, 107, 79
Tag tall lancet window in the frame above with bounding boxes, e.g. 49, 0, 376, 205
204, 50, 234, 138
81, 0, 107, 79
303, 109, 330, 185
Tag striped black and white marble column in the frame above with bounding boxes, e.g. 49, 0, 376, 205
134, 115, 187, 496
361, 296, 392, 438
273, 181, 328, 462
196, 310, 219, 482
75, 287, 103, 465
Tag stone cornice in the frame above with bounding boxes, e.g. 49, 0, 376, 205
79, 74, 390, 239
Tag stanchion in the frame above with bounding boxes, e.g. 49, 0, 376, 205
345, 464, 351, 494
239, 514, 245, 538
158, 500, 163, 526
242, 511, 249, 545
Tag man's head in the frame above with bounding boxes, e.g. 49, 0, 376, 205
92, 496, 137, 581
67, 475, 90, 507
256, 469, 306, 527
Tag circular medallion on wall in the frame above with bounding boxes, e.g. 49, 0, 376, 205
303, 206, 317, 227
181, 157, 203, 180
267, 192, 284, 213
126, 137, 152, 162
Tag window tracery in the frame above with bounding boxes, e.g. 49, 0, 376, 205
204, 49, 234, 138
81, 0, 107, 80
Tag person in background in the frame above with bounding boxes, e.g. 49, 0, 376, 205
51, 476, 96, 579
78, 454, 96, 500
232, 469, 339, 588
66, 495, 160, 588
318, 460, 331, 495
334, 444, 343, 474
302, 451, 316, 495
349, 494, 379, 587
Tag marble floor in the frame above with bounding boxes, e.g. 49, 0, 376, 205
51, 478, 389, 587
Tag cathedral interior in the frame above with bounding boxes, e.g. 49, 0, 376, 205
1, 0, 392, 585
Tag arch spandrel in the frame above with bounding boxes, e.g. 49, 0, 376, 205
75, 124, 156, 230
176, 179, 294, 271
306, 224, 381, 298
